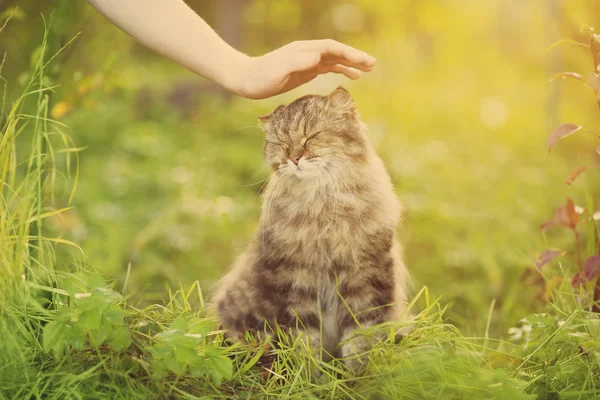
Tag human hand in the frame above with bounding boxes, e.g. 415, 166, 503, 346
230, 40, 376, 100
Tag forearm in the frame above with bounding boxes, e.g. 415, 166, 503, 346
88, 0, 249, 93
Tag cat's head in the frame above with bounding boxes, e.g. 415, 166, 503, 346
259, 87, 368, 178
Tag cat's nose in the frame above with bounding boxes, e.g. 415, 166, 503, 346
292, 157, 301, 165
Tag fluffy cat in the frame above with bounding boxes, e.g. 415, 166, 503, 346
213, 87, 409, 365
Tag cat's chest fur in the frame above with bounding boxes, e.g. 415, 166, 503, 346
259, 176, 397, 268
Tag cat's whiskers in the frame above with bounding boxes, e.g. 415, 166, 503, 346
249, 172, 278, 205
243, 174, 272, 188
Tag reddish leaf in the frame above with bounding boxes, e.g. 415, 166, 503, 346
542, 199, 580, 230
536, 249, 566, 269
572, 272, 588, 286
565, 166, 589, 185
548, 123, 582, 151
539, 219, 555, 230
555, 198, 580, 229
584, 255, 600, 280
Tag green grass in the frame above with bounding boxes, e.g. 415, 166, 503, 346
2, 15, 600, 400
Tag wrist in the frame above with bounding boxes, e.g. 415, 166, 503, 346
219, 53, 255, 98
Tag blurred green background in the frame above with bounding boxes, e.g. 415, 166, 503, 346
2, 0, 599, 337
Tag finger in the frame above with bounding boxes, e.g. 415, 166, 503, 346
320, 56, 373, 72
301, 39, 376, 70
319, 64, 361, 80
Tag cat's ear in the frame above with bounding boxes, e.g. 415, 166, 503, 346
258, 105, 284, 132
327, 86, 356, 115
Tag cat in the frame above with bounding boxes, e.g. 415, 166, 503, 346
213, 87, 410, 367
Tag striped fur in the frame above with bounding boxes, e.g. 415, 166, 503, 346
213, 87, 409, 363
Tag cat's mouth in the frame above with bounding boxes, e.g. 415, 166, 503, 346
278, 156, 319, 177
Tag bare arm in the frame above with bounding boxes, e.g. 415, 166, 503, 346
88, 0, 376, 99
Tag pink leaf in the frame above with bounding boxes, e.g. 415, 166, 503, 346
548, 123, 582, 151
584, 255, 600, 280
540, 219, 555, 230
536, 249, 566, 269
565, 166, 590, 186
556, 198, 580, 229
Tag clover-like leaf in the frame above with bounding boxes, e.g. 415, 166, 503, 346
78, 310, 101, 331
203, 346, 233, 384
43, 320, 69, 356
109, 326, 132, 351
89, 325, 111, 347
103, 305, 125, 325
88, 274, 107, 290
548, 123, 582, 151
71, 324, 87, 350
170, 319, 188, 332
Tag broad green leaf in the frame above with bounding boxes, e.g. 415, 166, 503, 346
189, 359, 208, 378
170, 319, 188, 332
204, 346, 233, 384
165, 355, 187, 376
43, 320, 68, 355
103, 305, 125, 325
78, 310, 101, 331
88, 274, 107, 289
151, 343, 173, 358
71, 324, 87, 350
89, 325, 110, 347
110, 326, 132, 351
175, 346, 199, 365
74, 293, 96, 311
94, 288, 122, 304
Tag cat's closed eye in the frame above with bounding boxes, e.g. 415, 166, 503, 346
304, 130, 322, 146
